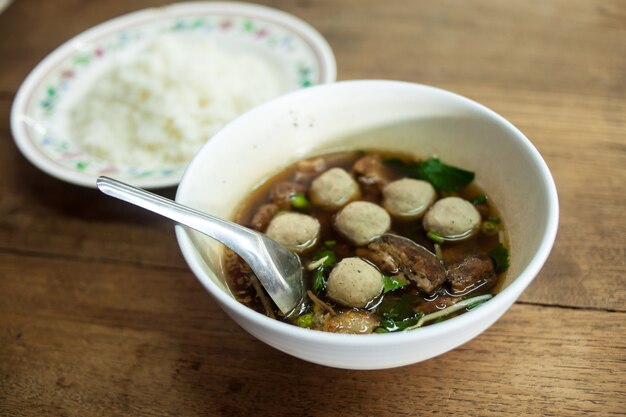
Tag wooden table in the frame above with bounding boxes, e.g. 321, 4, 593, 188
1, 1, 624, 415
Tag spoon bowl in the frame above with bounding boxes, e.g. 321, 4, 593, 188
96, 176, 304, 315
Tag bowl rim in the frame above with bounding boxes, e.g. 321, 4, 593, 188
175, 79, 559, 345
10, 1, 337, 189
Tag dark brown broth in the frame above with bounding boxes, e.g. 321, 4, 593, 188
223, 151, 507, 329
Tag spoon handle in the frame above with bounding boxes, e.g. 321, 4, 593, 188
96, 176, 304, 315
96, 176, 259, 247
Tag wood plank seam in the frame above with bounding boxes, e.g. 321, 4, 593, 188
515, 300, 625, 314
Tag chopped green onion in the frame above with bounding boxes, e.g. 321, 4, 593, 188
324, 240, 336, 248
404, 294, 493, 331
434, 243, 443, 262
427, 230, 445, 244
481, 221, 499, 236
289, 193, 310, 210
487, 215, 501, 224
311, 249, 336, 268
307, 256, 329, 271
296, 313, 314, 328
471, 195, 488, 205
382, 275, 409, 293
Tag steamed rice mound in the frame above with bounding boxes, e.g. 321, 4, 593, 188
68, 34, 282, 168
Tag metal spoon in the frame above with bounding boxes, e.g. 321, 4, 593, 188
96, 176, 304, 316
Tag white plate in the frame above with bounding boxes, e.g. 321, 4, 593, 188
11, 2, 336, 188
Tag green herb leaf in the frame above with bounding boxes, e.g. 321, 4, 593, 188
382, 275, 409, 293
377, 294, 416, 320
487, 215, 501, 224
379, 311, 424, 332
489, 243, 510, 273
324, 240, 337, 249
411, 158, 475, 192
289, 193, 310, 210
312, 249, 336, 268
471, 195, 488, 205
310, 248, 337, 293
313, 269, 326, 293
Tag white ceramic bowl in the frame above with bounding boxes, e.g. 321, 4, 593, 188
175, 80, 559, 370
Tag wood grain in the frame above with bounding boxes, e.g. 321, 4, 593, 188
0, 252, 624, 417
459, 87, 626, 311
0, 0, 625, 415
1, 1, 625, 96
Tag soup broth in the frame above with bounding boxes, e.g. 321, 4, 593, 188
222, 151, 509, 334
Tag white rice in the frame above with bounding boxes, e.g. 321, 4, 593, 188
68, 34, 283, 168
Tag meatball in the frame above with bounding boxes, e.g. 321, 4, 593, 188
309, 167, 360, 210
266, 212, 320, 253
323, 310, 380, 334
326, 257, 383, 308
423, 196, 481, 240
382, 178, 436, 220
334, 201, 391, 246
